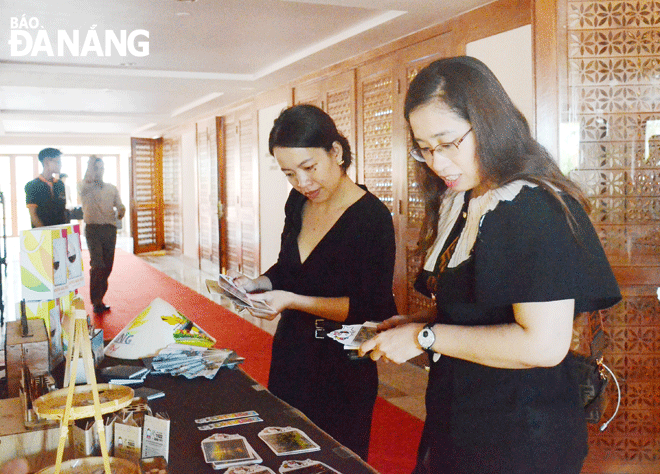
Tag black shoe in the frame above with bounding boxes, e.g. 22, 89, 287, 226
93, 304, 111, 314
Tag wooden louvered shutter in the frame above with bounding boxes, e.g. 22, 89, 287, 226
238, 111, 259, 277
130, 137, 164, 254
197, 118, 220, 273
162, 136, 182, 251
224, 114, 241, 272
223, 108, 259, 277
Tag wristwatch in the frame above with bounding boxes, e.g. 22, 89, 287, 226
417, 324, 436, 351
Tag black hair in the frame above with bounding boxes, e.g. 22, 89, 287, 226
404, 56, 589, 254
38, 148, 61, 163
268, 104, 352, 171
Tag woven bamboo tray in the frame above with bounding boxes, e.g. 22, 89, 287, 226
36, 456, 139, 473
33, 384, 134, 421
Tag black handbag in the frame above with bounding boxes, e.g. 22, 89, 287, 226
569, 311, 620, 430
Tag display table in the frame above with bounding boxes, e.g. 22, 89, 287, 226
99, 358, 380, 473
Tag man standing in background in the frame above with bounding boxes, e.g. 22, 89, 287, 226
80, 156, 125, 314
25, 148, 67, 227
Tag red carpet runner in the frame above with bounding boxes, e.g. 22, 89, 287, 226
78, 249, 423, 474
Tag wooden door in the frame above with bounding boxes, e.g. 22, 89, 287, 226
196, 118, 220, 274
216, 117, 228, 273
130, 137, 164, 254
162, 136, 182, 252
223, 108, 260, 277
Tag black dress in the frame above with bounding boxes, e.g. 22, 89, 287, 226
414, 184, 621, 474
264, 187, 398, 459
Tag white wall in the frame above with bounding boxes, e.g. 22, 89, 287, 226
257, 103, 290, 273
466, 25, 534, 135
180, 126, 199, 262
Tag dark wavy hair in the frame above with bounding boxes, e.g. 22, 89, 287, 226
268, 104, 352, 171
38, 148, 61, 163
404, 56, 589, 254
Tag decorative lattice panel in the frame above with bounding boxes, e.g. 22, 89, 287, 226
563, 0, 660, 470
327, 87, 353, 147
361, 74, 394, 212
406, 247, 434, 315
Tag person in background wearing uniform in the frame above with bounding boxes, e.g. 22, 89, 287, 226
360, 56, 621, 474
80, 156, 126, 315
25, 148, 67, 227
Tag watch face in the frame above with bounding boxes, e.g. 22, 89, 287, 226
418, 327, 435, 350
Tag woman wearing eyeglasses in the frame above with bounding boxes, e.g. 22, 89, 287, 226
360, 57, 621, 473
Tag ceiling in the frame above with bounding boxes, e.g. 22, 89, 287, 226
0, 0, 493, 140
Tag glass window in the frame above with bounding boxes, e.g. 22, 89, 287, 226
60, 155, 79, 207
103, 155, 118, 187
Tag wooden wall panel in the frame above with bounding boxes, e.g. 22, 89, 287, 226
551, 0, 660, 471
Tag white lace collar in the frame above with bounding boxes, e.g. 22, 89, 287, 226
423, 180, 538, 271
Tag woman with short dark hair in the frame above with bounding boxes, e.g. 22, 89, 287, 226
236, 104, 397, 460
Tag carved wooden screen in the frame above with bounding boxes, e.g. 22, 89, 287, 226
197, 118, 220, 272
130, 137, 164, 254
357, 58, 397, 214
294, 71, 357, 179
400, 36, 457, 315
557, 1, 660, 471
162, 136, 182, 252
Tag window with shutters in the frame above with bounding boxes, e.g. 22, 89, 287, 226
163, 137, 182, 252
131, 137, 164, 253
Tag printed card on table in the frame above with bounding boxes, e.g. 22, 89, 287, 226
279, 459, 341, 473
258, 427, 320, 456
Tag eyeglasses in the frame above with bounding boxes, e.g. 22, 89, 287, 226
410, 128, 473, 163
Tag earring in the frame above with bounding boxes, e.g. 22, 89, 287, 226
336, 156, 344, 166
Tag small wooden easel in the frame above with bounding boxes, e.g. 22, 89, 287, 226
33, 297, 134, 474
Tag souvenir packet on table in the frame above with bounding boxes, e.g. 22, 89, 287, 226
150, 343, 243, 379
142, 413, 170, 462
279, 460, 341, 473
114, 398, 152, 462
133, 387, 165, 401
258, 427, 320, 456
72, 414, 115, 457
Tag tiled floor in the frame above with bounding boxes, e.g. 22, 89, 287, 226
1, 236, 428, 421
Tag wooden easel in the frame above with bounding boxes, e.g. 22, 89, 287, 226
34, 297, 134, 474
